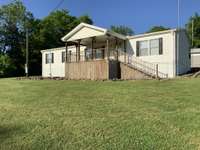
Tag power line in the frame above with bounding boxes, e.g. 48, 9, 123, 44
52, 0, 65, 12
177, 0, 180, 75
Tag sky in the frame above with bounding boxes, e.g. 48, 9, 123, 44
0, 0, 200, 34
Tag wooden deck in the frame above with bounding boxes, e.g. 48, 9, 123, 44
65, 59, 155, 80
120, 63, 152, 80
65, 60, 112, 80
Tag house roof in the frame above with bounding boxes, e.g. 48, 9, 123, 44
40, 46, 75, 53
61, 23, 127, 42
61, 23, 186, 43
127, 29, 177, 39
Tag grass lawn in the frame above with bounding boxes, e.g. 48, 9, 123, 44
0, 78, 200, 150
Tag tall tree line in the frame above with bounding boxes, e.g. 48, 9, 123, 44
0, 0, 93, 77
1, 0, 200, 77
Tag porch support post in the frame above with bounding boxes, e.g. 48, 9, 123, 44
78, 40, 81, 61
91, 37, 94, 60
115, 38, 119, 61
75, 44, 78, 62
65, 42, 68, 62
106, 38, 109, 60
69, 50, 71, 62
84, 49, 87, 61
124, 40, 126, 63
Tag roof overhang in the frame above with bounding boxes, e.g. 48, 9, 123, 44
61, 23, 127, 42
127, 29, 177, 39
191, 48, 200, 54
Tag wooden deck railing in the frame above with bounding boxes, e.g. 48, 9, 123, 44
66, 48, 106, 62
66, 48, 168, 79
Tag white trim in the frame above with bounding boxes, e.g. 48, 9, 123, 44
127, 29, 177, 39
40, 46, 75, 53
191, 48, 200, 54
61, 23, 127, 42
107, 30, 127, 40
61, 23, 107, 42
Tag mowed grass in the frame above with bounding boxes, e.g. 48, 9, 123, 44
0, 78, 200, 150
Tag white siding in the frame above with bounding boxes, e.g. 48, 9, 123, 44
127, 30, 190, 78
127, 31, 176, 77
41, 46, 85, 77
191, 48, 200, 68
191, 54, 200, 68
41, 29, 191, 78
42, 48, 65, 77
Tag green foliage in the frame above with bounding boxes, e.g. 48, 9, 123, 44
146, 26, 170, 33
0, 0, 34, 76
0, 1, 93, 77
28, 11, 93, 75
78, 15, 93, 25
0, 54, 16, 77
110, 25, 134, 36
36, 10, 93, 49
186, 13, 200, 48
0, 78, 200, 149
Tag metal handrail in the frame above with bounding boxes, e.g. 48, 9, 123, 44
117, 49, 168, 79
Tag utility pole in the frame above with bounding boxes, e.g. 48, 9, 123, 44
25, 28, 29, 77
178, 0, 180, 29
192, 19, 194, 47
176, 0, 180, 75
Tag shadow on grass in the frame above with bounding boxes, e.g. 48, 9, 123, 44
0, 125, 21, 144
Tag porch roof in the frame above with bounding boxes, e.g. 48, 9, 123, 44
61, 23, 127, 42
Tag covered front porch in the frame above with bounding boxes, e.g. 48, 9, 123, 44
61, 23, 167, 80
63, 23, 127, 63
62, 23, 127, 80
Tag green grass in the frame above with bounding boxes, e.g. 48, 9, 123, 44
0, 78, 200, 150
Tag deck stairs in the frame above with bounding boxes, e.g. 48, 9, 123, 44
117, 52, 168, 79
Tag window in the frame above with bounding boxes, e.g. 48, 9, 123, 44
85, 48, 105, 60
85, 49, 92, 60
45, 53, 54, 64
136, 38, 163, 56
95, 49, 104, 59
150, 39, 159, 55
62, 51, 66, 63
138, 40, 149, 56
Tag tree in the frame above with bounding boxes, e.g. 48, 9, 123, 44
146, 26, 170, 33
37, 10, 93, 49
28, 10, 93, 75
186, 13, 200, 48
0, 1, 93, 77
26, 19, 43, 75
110, 25, 134, 36
78, 15, 93, 25
0, 0, 34, 76
0, 54, 15, 77
28, 11, 93, 75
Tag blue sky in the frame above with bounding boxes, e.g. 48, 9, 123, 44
0, 0, 200, 34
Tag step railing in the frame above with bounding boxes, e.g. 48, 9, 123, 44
116, 49, 168, 79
